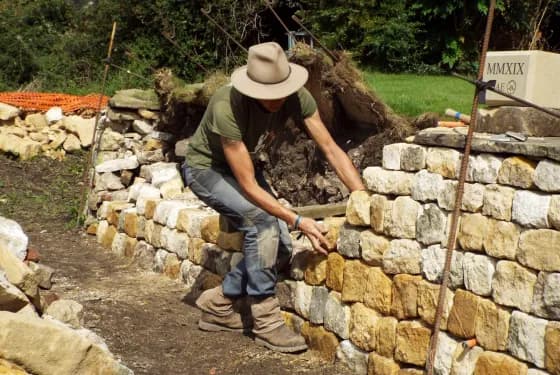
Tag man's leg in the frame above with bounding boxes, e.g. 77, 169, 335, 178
183, 166, 306, 352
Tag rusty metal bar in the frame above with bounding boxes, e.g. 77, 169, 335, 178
78, 21, 117, 226
264, 0, 291, 34
201, 8, 248, 54
425, 0, 496, 373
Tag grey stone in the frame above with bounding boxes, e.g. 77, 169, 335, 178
412, 169, 443, 202
483, 184, 515, 221
401, 144, 427, 171
507, 310, 548, 368
324, 291, 351, 339
383, 239, 422, 275
0, 216, 28, 261
382, 143, 406, 170
384, 196, 420, 239
132, 119, 154, 135
512, 190, 551, 228
463, 253, 496, 297
95, 172, 125, 192
434, 332, 459, 375
309, 286, 329, 324
294, 281, 313, 319
153, 249, 168, 273
277, 280, 297, 311
337, 224, 362, 258
95, 156, 139, 173
27, 262, 54, 290
478, 106, 560, 137
109, 89, 160, 110
421, 245, 464, 289
133, 241, 155, 270
416, 204, 447, 245
336, 340, 368, 375
534, 159, 560, 192
175, 139, 189, 158
466, 154, 503, 184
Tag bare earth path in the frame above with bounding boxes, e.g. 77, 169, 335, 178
0, 154, 352, 375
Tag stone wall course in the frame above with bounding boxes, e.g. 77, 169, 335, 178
326, 252, 345, 292
360, 230, 390, 266
535, 159, 560, 192
391, 274, 421, 320
412, 170, 443, 202
484, 219, 520, 260
473, 351, 528, 375
498, 156, 537, 189
512, 190, 551, 228
394, 320, 431, 367
545, 321, 560, 374
427, 147, 462, 179
518, 229, 560, 272
475, 297, 510, 351
383, 240, 422, 275
416, 204, 447, 246
483, 184, 515, 221
342, 260, 369, 303
492, 261, 537, 312
363, 267, 393, 315
363, 167, 414, 196
507, 311, 548, 368
347, 191, 372, 226
417, 280, 453, 330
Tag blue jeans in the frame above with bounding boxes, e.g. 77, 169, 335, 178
182, 165, 292, 297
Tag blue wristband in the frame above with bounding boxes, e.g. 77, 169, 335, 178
294, 215, 303, 230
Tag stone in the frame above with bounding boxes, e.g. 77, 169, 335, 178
181, 261, 203, 291
363, 267, 392, 315
518, 230, 560, 272
200, 215, 220, 243
382, 143, 406, 170
370, 194, 389, 234
475, 298, 510, 351
337, 340, 369, 375
416, 204, 447, 246
426, 147, 462, 179
309, 286, 329, 324
0, 311, 132, 375
448, 289, 482, 338
153, 200, 189, 228
27, 262, 54, 289
95, 172, 125, 192
467, 154, 503, 184
110, 88, 160, 110
483, 184, 516, 221
421, 245, 464, 289
546, 322, 560, 374
458, 213, 489, 252
450, 345, 484, 375
368, 352, 400, 375
176, 208, 211, 237
97, 201, 134, 220
474, 351, 528, 375
290, 250, 313, 281
64, 116, 95, 147
95, 156, 139, 173
323, 291, 351, 339
0, 102, 20, 120
363, 167, 414, 196
391, 274, 421, 319
412, 170, 444, 202
377, 316, 398, 358
477, 104, 560, 136
301, 323, 340, 363
512, 190, 551, 228
0, 245, 38, 301
383, 239, 421, 275
62, 133, 82, 152
326, 252, 345, 292
175, 138, 189, 158
384, 196, 420, 239
549, 195, 560, 230
140, 162, 180, 188
153, 249, 168, 273
360, 230, 390, 266
434, 332, 459, 375
161, 228, 188, 259
342, 260, 369, 303
437, 179, 459, 211
0, 216, 28, 261
45, 299, 84, 329
350, 302, 379, 351
324, 217, 347, 251
401, 144, 427, 172
347, 190, 371, 226
532, 272, 560, 320
25, 113, 48, 129
0, 134, 41, 160
294, 281, 313, 319
394, 320, 431, 366
159, 178, 184, 199
128, 183, 160, 205
277, 280, 297, 311
163, 253, 181, 279
507, 311, 548, 368
417, 280, 453, 330
438, 181, 485, 212
338, 224, 362, 258
132, 119, 154, 135
498, 156, 537, 189
484, 219, 520, 259
463, 253, 496, 297
133, 241, 155, 270
304, 254, 327, 286
492, 261, 537, 313
535, 159, 560, 192
0, 272, 30, 312
216, 231, 244, 252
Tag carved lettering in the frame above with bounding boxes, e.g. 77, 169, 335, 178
487, 62, 526, 76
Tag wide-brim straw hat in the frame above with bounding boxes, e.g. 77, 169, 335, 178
231, 42, 308, 100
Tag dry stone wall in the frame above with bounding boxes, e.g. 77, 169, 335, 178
89, 92, 560, 375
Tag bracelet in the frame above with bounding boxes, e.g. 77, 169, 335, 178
294, 215, 303, 230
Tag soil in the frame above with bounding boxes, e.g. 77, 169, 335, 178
0, 153, 353, 375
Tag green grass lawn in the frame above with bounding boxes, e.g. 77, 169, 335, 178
363, 71, 477, 118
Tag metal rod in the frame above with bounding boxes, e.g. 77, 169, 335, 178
291, 15, 338, 62
264, 0, 291, 34
452, 72, 560, 120
425, 1, 496, 373
78, 21, 117, 226
201, 8, 248, 53
161, 32, 211, 74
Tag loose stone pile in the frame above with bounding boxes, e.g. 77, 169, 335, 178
0, 216, 132, 375
89, 90, 560, 374
0, 102, 96, 160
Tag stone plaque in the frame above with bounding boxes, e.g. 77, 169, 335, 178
483, 50, 560, 108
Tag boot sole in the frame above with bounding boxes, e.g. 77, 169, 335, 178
254, 337, 308, 353
198, 319, 250, 333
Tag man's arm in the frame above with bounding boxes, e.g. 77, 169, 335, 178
303, 110, 366, 192
221, 136, 329, 254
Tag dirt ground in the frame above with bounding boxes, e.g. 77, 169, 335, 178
0, 153, 353, 375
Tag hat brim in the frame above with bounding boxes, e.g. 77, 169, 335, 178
230, 63, 308, 100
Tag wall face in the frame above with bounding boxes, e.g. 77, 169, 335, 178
90, 102, 560, 375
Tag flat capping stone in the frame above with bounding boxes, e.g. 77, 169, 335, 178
412, 128, 560, 162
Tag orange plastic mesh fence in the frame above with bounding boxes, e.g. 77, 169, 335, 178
0, 92, 109, 113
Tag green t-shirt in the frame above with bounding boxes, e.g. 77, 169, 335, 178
185, 85, 317, 171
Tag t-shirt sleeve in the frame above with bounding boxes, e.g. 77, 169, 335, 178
208, 100, 242, 140
297, 87, 318, 118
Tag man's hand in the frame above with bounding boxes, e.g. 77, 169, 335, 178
297, 216, 329, 255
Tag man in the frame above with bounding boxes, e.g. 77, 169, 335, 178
182, 42, 365, 353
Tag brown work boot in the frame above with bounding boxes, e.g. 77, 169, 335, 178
250, 296, 308, 353
196, 286, 251, 333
